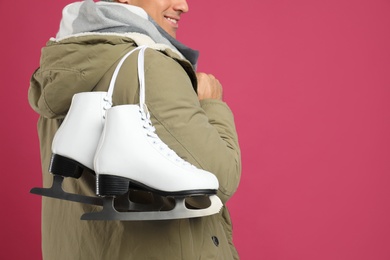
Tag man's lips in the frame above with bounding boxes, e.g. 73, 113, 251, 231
165, 16, 179, 27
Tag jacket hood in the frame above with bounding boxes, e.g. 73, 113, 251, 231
28, 34, 197, 119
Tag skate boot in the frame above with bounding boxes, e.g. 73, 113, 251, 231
81, 47, 222, 220
81, 104, 222, 220
30, 91, 106, 205
30, 46, 146, 207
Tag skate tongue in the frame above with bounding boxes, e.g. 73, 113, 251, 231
141, 103, 150, 118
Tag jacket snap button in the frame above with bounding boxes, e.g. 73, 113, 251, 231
211, 236, 219, 246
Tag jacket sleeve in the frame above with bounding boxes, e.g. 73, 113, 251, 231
142, 50, 241, 203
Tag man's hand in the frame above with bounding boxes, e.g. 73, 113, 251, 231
196, 72, 223, 101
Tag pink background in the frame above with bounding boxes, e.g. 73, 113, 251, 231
1, 0, 390, 259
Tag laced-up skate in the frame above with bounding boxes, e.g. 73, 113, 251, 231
30, 47, 146, 207
82, 46, 222, 220
30, 92, 106, 206
31, 46, 223, 220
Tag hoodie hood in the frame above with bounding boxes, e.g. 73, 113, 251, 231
56, 0, 198, 67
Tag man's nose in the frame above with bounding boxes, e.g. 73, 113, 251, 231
173, 0, 189, 13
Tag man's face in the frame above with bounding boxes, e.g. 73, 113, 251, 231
130, 0, 189, 38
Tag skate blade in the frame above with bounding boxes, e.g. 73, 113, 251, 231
81, 195, 223, 221
30, 175, 103, 206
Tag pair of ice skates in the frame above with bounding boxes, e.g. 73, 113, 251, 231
31, 46, 222, 221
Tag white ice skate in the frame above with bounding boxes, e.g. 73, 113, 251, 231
82, 46, 222, 221
30, 46, 146, 206
30, 92, 108, 206
31, 46, 223, 220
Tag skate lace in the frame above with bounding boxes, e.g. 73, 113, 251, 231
136, 47, 194, 169
107, 46, 195, 169
139, 108, 195, 169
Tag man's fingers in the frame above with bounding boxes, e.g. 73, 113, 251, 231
196, 72, 223, 100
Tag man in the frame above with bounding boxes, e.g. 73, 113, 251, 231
29, 0, 241, 259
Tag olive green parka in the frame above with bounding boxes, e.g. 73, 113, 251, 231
29, 33, 241, 259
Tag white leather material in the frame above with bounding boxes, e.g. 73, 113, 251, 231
94, 105, 219, 192
50, 46, 144, 170
51, 92, 109, 170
